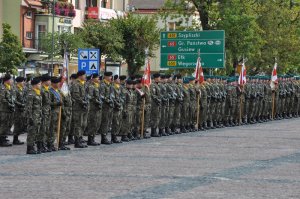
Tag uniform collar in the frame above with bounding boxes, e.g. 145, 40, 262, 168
33, 88, 41, 96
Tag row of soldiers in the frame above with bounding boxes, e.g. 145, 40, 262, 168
0, 71, 299, 154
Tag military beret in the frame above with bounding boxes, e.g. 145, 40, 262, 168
86, 75, 92, 81
70, 73, 77, 79
31, 77, 41, 85
135, 74, 142, 79
165, 74, 171, 78
41, 74, 51, 82
77, 70, 86, 77
126, 80, 133, 85
120, 75, 127, 81
104, 71, 113, 76
99, 75, 103, 80
91, 73, 99, 79
2, 74, 12, 82
176, 74, 182, 79
160, 75, 166, 79
16, 76, 25, 83
189, 77, 195, 81
130, 75, 136, 80
153, 73, 160, 78
51, 77, 61, 84
183, 79, 189, 84
113, 75, 119, 80
132, 80, 137, 85
136, 79, 142, 84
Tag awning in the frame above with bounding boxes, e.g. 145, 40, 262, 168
99, 8, 117, 20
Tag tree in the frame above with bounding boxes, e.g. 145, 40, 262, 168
110, 14, 160, 75
81, 20, 124, 60
41, 31, 88, 58
0, 23, 26, 74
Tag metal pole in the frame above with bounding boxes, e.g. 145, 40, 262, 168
51, 0, 56, 75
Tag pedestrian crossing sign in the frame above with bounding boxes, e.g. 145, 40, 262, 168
78, 48, 100, 75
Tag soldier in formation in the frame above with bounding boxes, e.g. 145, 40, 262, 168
0, 72, 299, 154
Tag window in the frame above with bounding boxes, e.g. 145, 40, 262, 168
75, 0, 80, 9
26, 32, 33, 39
86, 0, 97, 7
168, 22, 176, 31
101, 0, 107, 8
58, 25, 71, 34
26, 11, 32, 18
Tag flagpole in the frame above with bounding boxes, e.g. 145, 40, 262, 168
56, 95, 62, 150
140, 48, 149, 139
239, 57, 245, 125
196, 49, 201, 130
271, 92, 275, 120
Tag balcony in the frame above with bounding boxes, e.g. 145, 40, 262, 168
40, 0, 76, 17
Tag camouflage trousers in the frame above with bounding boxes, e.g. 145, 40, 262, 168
83, 106, 89, 136
99, 104, 113, 135
48, 108, 60, 145
199, 102, 207, 125
13, 110, 26, 136
111, 109, 122, 136
150, 102, 161, 129
159, 105, 168, 129
72, 109, 85, 138
120, 107, 133, 136
60, 109, 72, 143
27, 116, 41, 146
181, 103, 189, 126
0, 111, 13, 136
87, 108, 102, 137
173, 103, 181, 127
167, 105, 175, 128
39, 112, 50, 142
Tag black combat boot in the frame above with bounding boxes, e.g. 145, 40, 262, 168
159, 128, 168, 136
127, 133, 136, 140
47, 143, 57, 151
151, 128, 160, 137
59, 141, 70, 150
42, 142, 51, 152
180, 126, 187, 133
13, 135, 24, 145
143, 129, 151, 139
0, 136, 12, 147
26, 145, 39, 155
88, 135, 101, 146
111, 134, 122, 144
132, 129, 141, 140
101, 134, 111, 145
74, 137, 85, 148
67, 135, 75, 145
36, 141, 46, 153
203, 122, 208, 130
165, 127, 173, 135
121, 135, 130, 142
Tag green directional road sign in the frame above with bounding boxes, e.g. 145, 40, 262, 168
160, 30, 225, 68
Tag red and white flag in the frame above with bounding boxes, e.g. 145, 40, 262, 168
238, 62, 247, 86
194, 57, 204, 83
60, 52, 69, 95
270, 62, 278, 89
142, 57, 151, 88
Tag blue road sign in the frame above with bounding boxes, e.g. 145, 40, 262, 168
78, 49, 100, 75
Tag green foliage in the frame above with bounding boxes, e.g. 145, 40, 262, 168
109, 14, 160, 75
41, 31, 88, 58
0, 23, 26, 74
160, 0, 300, 75
81, 20, 124, 60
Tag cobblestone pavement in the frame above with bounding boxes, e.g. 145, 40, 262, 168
0, 118, 300, 199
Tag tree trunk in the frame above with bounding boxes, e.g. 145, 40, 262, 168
191, 0, 211, 30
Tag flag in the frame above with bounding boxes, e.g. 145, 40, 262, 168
142, 57, 151, 87
194, 57, 204, 83
60, 52, 69, 96
270, 62, 278, 90
136, 87, 145, 96
238, 62, 247, 86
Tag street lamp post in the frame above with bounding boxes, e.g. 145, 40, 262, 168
41, 0, 56, 75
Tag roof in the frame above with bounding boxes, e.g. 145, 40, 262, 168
130, 0, 166, 10
24, 0, 43, 8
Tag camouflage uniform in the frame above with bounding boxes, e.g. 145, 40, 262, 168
150, 81, 161, 136
0, 84, 15, 139
40, 86, 51, 143
26, 89, 42, 147
13, 85, 26, 136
